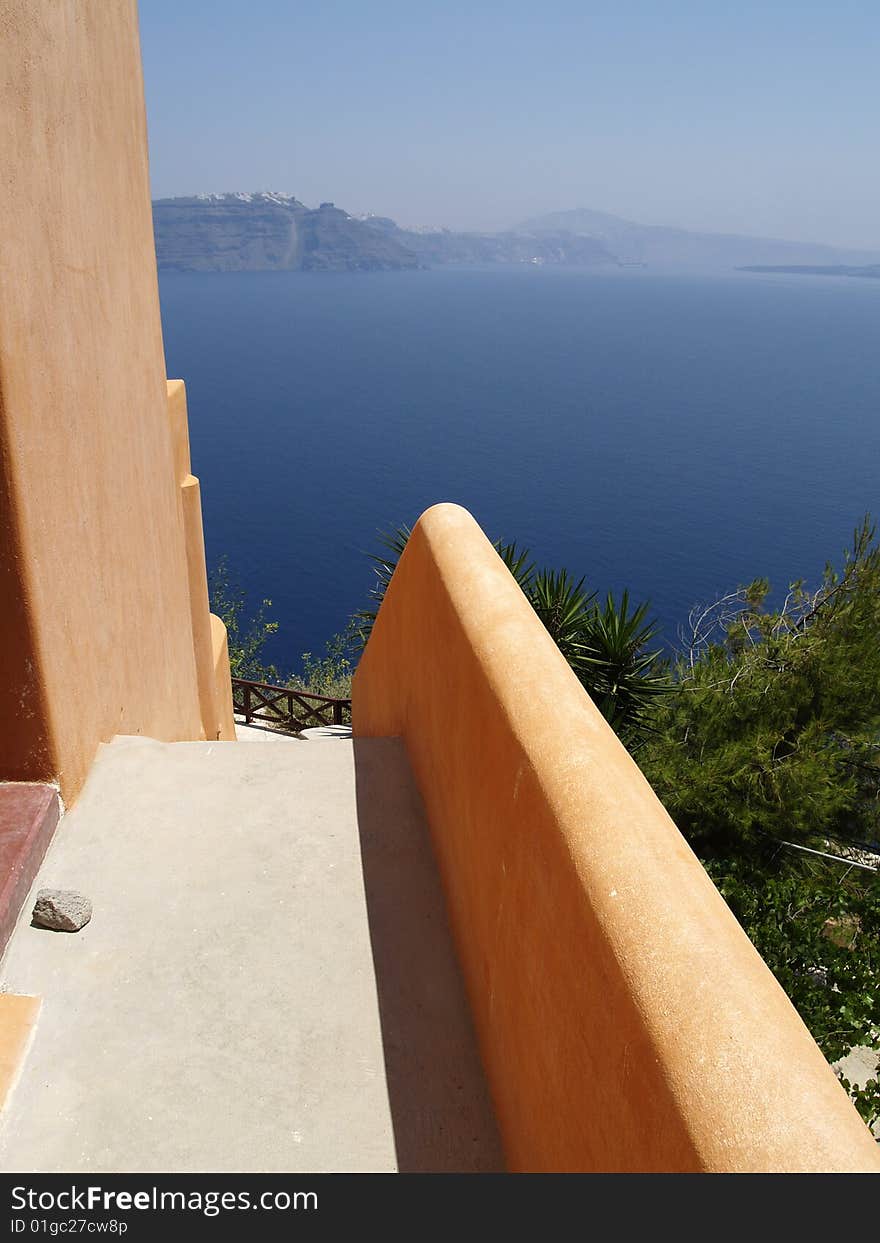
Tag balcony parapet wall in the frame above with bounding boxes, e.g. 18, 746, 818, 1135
352, 502, 880, 1172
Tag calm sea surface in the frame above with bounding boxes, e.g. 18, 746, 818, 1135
158, 266, 880, 669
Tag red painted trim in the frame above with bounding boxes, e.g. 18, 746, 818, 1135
0, 785, 60, 956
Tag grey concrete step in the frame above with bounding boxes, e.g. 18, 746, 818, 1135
0, 735, 502, 1173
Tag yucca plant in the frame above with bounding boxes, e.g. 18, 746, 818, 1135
494, 539, 536, 594
580, 590, 669, 745
352, 524, 668, 745
347, 524, 412, 652
528, 568, 597, 673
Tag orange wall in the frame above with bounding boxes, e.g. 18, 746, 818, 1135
210, 613, 236, 743
353, 503, 880, 1172
168, 381, 236, 743
0, 2, 209, 798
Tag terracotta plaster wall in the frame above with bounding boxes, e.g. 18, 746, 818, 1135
352, 503, 880, 1172
167, 381, 235, 743
210, 613, 235, 743
0, 1, 204, 799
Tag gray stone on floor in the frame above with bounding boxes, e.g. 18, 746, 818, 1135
31, 889, 92, 933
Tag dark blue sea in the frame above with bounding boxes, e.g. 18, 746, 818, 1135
158, 265, 880, 670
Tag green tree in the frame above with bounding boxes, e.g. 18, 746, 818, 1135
297, 631, 354, 701
639, 519, 880, 1132
210, 560, 353, 705
640, 518, 880, 856
208, 558, 279, 682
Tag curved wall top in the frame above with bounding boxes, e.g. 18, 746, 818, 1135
353, 502, 880, 1172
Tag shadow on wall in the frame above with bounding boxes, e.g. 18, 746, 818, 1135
352, 736, 505, 1173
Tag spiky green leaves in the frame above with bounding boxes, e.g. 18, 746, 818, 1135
352, 525, 668, 746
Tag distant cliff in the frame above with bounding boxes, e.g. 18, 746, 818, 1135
154, 194, 878, 274
152, 194, 421, 272
362, 215, 616, 268
515, 208, 880, 271
153, 193, 618, 272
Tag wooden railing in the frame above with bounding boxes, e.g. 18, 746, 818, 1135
231, 677, 351, 734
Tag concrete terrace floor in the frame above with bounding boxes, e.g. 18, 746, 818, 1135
0, 733, 503, 1173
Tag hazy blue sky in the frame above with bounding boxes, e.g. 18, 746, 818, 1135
140, 1, 880, 247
